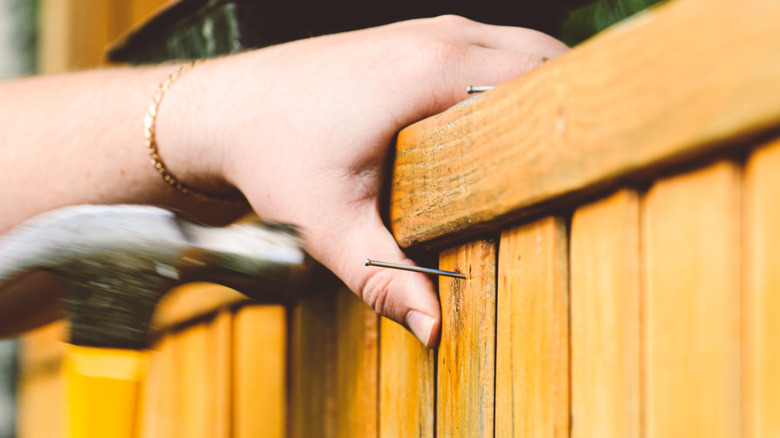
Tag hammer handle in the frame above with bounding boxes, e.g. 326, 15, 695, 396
64, 345, 149, 438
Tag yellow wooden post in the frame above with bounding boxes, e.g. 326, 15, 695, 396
570, 191, 640, 438
378, 317, 434, 437
642, 162, 742, 437
495, 217, 569, 437
744, 138, 780, 437
438, 240, 497, 437
63, 345, 149, 438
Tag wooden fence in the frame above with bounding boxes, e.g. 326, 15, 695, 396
17, 0, 780, 436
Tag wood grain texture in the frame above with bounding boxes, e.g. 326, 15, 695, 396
287, 288, 338, 438
642, 161, 741, 438
495, 217, 568, 438
391, 0, 780, 248
378, 317, 435, 438
288, 285, 379, 437
233, 305, 286, 438
438, 239, 497, 438
334, 286, 379, 438
570, 191, 640, 438
744, 138, 780, 437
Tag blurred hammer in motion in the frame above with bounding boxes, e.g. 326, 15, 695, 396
0, 204, 310, 437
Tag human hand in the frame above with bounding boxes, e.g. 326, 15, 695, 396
163, 16, 568, 347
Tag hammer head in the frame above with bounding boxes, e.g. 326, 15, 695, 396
0, 205, 309, 349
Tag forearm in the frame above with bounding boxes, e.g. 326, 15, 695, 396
0, 17, 568, 345
0, 64, 246, 234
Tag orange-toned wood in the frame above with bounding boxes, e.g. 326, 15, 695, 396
570, 191, 640, 438
287, 288, 338, 438
151, 283, 247, 333
212, 311, 232, 438
174, 323, 210, 438
438, 239, 497, 438
140, 334, 175, 438
129, 0, 172, 29
17, 3, 204, 436
16, 322, 67, 438
378, 317, 435, 437
335, 287, 379, 438
168, 311, 230, 438
744, 138, 780, 437
233, 304, 286, 438
37, 0, 131, 72
391, 0, 780, 248
288, 285, 379, 438
642, 161, 741, 437
495, 217, 568, 438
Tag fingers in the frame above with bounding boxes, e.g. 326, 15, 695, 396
305, 207, 442, 348
403, 17, 569, 116
417, 15, 569, 59
465, 22, 570, 59
462, 48, 547, 85
418, 47, 549, 116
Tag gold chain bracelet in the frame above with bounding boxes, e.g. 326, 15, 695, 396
144, 60, 245, 204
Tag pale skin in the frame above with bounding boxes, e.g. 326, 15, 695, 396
0, 16, 568, 346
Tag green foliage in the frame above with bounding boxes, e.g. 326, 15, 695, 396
560, 0, 666, 46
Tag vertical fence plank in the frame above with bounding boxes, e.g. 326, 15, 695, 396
335, 287, 379, 438
176, 323, 211, 438
642, 161, 741, 438
570, 191, 640, 438
438, 239, 497, 438
495, 217, 569, 438
378, 317, 435, 437
233, 305, 286, 438
287, 288, 338, 438
745, 139, 780, 438
144, 334, 177, 438
288, 285, 379, 438
140, 336, 163, 438
212, 310, 233, 438
143, 310, 231, 438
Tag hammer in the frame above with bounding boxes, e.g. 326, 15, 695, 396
0, 204, 309, 438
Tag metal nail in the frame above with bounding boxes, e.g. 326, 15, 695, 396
467, 85, 496, 94
365, 259, 467, 279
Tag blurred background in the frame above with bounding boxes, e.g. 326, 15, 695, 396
0, 0, 661, 436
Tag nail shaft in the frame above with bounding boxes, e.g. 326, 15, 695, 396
467, 85, 495, 94
365, 259, 467, 279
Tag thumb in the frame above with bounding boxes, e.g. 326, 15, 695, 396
306, 211, 441, 348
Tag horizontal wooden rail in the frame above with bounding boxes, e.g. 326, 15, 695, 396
390, 0, 780, 248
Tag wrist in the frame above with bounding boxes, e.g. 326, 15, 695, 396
151, 60, 241, 200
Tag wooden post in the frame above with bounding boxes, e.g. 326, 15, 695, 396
495, 217, 569, 438
438, 240, 497, 438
